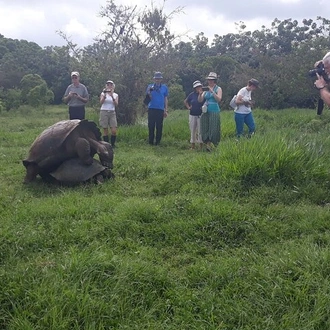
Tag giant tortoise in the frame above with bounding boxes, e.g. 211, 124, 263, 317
49, 158, 114, 185
23, 119, 114, 183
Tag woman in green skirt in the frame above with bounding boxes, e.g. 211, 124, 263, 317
198, 72, 222, 151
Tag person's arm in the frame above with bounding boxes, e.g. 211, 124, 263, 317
164, 96, 168, 112
184, 97, 191, 110
63, 86, 72, 103
210, 86, 222, 102
100, 92, 106, 105
77, 92, 88, 103
315, 73, 330, 106
112, 94, 119, 106
197, 91, 205, 103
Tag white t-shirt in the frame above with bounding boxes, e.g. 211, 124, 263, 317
234, 87, 252, 114
100, 92, 118, 111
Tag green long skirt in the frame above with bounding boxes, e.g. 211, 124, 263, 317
200, 111, 221, 145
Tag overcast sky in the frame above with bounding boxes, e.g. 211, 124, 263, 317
0, 0, 328, 48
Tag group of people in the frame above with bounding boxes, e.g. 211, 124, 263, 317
184, 72, 260, 151
61, 50, 330, 152
63, 71, 118, 148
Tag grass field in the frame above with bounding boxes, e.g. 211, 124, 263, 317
1, 105, 330, 329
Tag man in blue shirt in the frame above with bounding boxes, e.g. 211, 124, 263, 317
145, 72, 169, 145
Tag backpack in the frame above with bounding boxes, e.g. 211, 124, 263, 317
229, 95, 237, 109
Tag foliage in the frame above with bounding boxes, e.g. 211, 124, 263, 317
1, 14, 330, 120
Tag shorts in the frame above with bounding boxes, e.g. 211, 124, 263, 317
99, 110, 117, 128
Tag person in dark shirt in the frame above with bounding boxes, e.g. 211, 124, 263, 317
184, 80, 205, 150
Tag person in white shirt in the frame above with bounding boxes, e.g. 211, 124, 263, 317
99, 80, 119, 147
234, 78, 259, 138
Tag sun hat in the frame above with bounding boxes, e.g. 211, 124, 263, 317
206, 72, 217, 80
192, 80, 202, 88
106, 80, 114, 84
71, 71, 80, 77
153, 72, 163, 79
248, 78, 260, 88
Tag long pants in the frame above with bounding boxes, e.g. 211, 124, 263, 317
234, 112, 255, 137
148, 108, 164, 145
189, 115, 202, 143
69, 106, 85, 120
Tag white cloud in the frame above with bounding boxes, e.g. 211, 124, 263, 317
0, 0, 328, 47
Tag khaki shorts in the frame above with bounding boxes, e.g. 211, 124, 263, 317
99, 110, 117, 128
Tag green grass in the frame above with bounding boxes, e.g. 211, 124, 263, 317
2, 105, 330, 329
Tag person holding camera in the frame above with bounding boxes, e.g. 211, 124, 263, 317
63, 71, 89, 120
184, 80, 204, 150
314, 52, 330, 107
234, 78, 259, 138
145, 72, 169, 145
197, 72, 222, 151
99, 80, 119, 147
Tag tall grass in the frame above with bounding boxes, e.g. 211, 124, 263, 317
1, 105, 330, 329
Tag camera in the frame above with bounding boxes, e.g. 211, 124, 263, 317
308, 62, 330, 82
202, 86, 209, 91
103, 89, 111, 93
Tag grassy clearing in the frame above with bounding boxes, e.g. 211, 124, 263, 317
1, 106, 330, 329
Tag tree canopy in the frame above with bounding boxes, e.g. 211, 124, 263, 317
0, 8, 329, 120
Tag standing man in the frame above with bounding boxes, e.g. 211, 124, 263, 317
234, 78, 259, 138
314, 52, 330, 106
63, 71, 89, 120
145, 72, 168, 145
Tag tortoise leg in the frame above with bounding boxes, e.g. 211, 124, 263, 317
23, 162, 39, 183
75, 138, 93, 165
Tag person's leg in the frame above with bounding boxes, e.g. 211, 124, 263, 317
200, 113, 209, 145
189, 115, 196, 148
155, 110, 164, 145
196, 116, 202, 146
235, 112, 245, 138
148, 109, 156, 145
109, 112, 118, 147
208, 112, 220, 146
99, 111, 109, 142
244, 112, 255, 137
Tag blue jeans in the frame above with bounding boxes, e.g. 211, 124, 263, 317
235, 112, 255, 137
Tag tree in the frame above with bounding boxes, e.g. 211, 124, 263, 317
20, 74, 54, 110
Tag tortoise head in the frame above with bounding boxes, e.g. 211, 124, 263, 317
97, 141, 114, 169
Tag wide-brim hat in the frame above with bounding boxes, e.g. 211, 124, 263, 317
192, 80, 202, 88
248, 78, 260, 88
206, 72, 217, 80
153, 72, 163, 79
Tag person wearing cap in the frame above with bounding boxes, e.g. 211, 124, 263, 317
198, 72, 222, 151
63, 71, 89, 120
145, 72, 169, 145
99, 80, 119, 147
314, 52, 330, 107
234, 78, 259, 138
184, 80, 204, 149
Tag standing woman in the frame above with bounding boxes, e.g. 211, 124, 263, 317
184, 80, 204, 150
198, 72, 222, 151
99, 80, 119, 147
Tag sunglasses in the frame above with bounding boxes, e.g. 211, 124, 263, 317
71, 76, 78, 79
